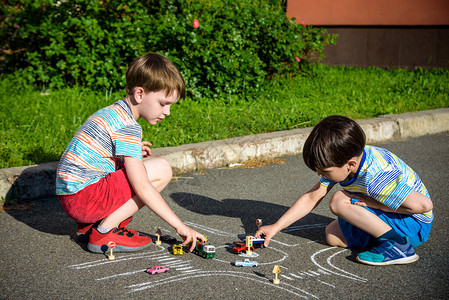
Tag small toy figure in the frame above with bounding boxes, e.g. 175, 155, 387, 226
146, 265, 169, 275
235, 259, 258, 267
272, 265, 280, 284
155, 233, 161, 245
107, 241, 116, 260
245, 236, 253, 256
173, 244, 183, 255
256, 219, 262, 230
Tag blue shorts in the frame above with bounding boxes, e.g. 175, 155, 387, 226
338, 198, 432, 249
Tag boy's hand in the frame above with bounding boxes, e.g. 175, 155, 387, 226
255, 224, 278, 247
176, 225, 206, 252
350, 193, 383, 210
141, 141, 152, 158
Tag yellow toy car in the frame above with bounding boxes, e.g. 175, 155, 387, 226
173, 244, 183, 255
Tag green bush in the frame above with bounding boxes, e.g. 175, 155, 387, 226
1, 0, 336, 99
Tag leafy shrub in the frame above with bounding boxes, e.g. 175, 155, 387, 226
1, 0, 336, 99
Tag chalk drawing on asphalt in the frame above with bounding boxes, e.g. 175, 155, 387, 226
67, 222, 367, 298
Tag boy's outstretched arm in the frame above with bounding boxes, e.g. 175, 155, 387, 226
255, 182, 330, 246
124, 156, 205, 251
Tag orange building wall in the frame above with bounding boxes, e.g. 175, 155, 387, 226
287, 0, 449, 26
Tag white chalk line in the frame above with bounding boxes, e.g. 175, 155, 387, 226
280, 266, 337, 288
181, 269, 202, 273
97, 269, 147, 281
316, 279, 336, 288
68, 247, 167, 269
310, 247, 367, 282
326, 249, 367, 282
175, 266, 194, 271
278, 281, 319, 299
281, 274, 294, 280
163, 260, 192, 267
184, 221, 237, 237
127, 270, 314, 298
289, 273, 304, 279
69, 253, 171, 270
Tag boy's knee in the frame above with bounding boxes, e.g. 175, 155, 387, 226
158, 157, 173, 178
143, 157, 173, 185
328, 190, 351, 215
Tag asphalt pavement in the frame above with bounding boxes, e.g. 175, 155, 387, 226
1, 132, 448, 299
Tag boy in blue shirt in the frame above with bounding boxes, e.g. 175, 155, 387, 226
57, 53, 205, 253
255, 115, 433, 265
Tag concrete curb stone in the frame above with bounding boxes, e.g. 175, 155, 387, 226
1, 108, 448, 203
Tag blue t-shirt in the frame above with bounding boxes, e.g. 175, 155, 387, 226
320, 145, 433, 223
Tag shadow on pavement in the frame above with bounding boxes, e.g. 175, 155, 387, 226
5, 197, 74, 236
170, 192, 335, 245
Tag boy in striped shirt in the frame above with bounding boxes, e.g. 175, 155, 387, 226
56, 53, 205, 253
255, 115, 433, 265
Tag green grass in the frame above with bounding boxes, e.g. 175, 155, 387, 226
1, 64, 448, 169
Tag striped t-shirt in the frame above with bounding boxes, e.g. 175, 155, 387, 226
56, 100, 142, 195
320, 145, 433, 223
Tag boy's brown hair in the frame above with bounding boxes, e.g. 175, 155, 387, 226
125, 52, 186, 99
303, 115, 366, 171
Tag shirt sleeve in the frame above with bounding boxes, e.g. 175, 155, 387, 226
320, 176, 337, 188
367, 169, 414, 211
112, 124, 142, 160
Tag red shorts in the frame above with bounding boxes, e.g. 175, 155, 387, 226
59, 167, 135, 224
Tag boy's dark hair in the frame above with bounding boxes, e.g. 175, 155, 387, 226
125, 52, 186, 99
303, 115, 366, 171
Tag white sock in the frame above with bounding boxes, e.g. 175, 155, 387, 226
97, 225, 113, 234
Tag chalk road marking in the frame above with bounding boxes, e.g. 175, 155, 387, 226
68, 246, 165, 270
184, 221, 237, 237
68, 252, 168, 270
311, 247, 367, 282
97, 269, 147, 281
212, 245, 290, 266
68, 221, 367, 298
127, 270, 315, 298
281, 266, 336, 289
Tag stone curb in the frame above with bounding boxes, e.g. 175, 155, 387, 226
1, 108, 448, 202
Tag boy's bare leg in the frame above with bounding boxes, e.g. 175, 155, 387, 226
325, 220, 348, 247
99, 157, 173, 228
328, 190, 392, 241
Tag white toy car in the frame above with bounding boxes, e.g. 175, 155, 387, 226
235, 259, 258, 267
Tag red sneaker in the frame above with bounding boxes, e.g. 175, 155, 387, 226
87, 226, 152, 253
76, 217, 133, 243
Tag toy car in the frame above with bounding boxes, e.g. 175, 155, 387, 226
235, 259, 258, 267
192, 241, 216, 258
156, 228, 177, 244
232, 242, 253, 253
232, 242, 255, 254
146, 265, 169, 275
173, 244, 183, 255
161, 234, 177, 244
252, 238, 266, 249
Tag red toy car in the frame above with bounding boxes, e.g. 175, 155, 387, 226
146, 265, 169, 275
232, 242, 255, 254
